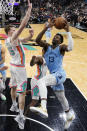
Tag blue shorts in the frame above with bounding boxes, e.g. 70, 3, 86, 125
51, 71, 66, 91
0, 64, 6, 77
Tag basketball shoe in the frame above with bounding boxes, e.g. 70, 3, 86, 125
14, 115, 25, 129
10, 104, 19, 112
30, 106, 48, 118
64, 110, 75, 129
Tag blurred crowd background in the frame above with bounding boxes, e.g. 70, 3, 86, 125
0, 0, 87, 31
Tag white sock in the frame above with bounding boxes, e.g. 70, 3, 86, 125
41, 100, 47, 109
19, 109, 24, 117
12, 100, 17, 106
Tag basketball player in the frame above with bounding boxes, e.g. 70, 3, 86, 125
0, 66, 8, 101
25, 51, 48, 115
0, 41, 7, 100
5, 0, 33, 129
30, 21, 75, 129
45, 18, 52, 43
18, 50, 48, 129
30, 49, 48, 101
0, 42, 6, 86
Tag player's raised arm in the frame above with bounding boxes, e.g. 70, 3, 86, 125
36, 19, 54, 48
60, 22, 74, 54
12, 0, 32, 42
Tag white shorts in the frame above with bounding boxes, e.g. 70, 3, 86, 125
31, 78, 39, 100
9, 65, 27, 93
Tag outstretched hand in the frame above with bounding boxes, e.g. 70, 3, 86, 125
28, 0, 32, 9
47, 18, 55, 28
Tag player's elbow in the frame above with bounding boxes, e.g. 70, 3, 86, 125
36, 38, 40, 44
36, 39, 39, 43
30, 62, 33, 66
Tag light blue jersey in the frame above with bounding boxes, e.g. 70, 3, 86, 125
44, 46, 64, 73
0, 44, 2, 61
44, 46, 66, 91
0, 44, 6, 77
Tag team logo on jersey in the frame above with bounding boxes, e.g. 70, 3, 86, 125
58, 75, 62, 79
49, 56, 54, 62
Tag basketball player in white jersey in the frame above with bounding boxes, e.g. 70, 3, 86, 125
30, 21, 75, 129
4, 0, 33, 129
20, 51, 48, 129
30, 54, 48, 101
24, 48, 48, 113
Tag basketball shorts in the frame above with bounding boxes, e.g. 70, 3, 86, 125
0, 63, 6, 77
51, 71, 66, 91
9, 65, 27, 93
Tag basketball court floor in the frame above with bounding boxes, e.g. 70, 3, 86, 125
0, 25, 87, 131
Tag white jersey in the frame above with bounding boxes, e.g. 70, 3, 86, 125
5, 37, 25, 67
34, 58, 48, 80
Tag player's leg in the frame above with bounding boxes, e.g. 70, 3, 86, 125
54, 87, 75, 129
30, 74, 57, 118
0, 79, 6, 101
0, 64, 8, 90
0, 64, 7, 101
31, 78, 40, 101
14, 67, 27, 129
55, 90, 69, 112
1, 70, 6, 88
25, 78, 40, 115
9, 66, 19, 112
53, 71, 75, 129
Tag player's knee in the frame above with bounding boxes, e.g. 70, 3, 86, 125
20, 91, 26, 96
38, 78, 45, 85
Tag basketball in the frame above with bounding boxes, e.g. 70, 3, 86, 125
54, 17, 67, 29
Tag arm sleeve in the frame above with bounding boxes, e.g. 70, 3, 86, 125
67, 32, 74, 51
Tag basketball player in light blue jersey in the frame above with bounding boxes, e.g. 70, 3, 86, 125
30, 20, 75, 130
0, 43, 6, 83
0, 66, 8, 101
0, 42, 7, 100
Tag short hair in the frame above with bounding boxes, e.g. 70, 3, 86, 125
56, 33, 63, 43
4, 24, 15, 34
